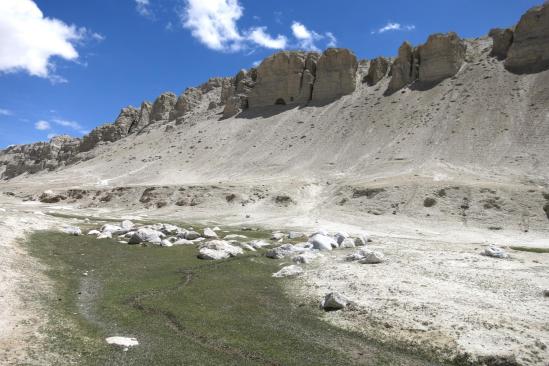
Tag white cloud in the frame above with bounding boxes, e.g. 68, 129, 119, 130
52, 118, 87, 134
372, 22, 416, 34
0, 108, 12, 116
135, 0, 152, 17
247, 27, 287, 49
181, 0, 289, 52
291, 22, 334, 51
181, 0, 244, 51
35, 120, 51, 130
0, 0, 84, 80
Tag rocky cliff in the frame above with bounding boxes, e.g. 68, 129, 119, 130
1, 2, 548, 181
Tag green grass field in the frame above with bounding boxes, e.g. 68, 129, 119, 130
26, 230, 441, 365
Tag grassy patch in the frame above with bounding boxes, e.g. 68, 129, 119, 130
27, 231, 439, 365
510, 246, 549, 253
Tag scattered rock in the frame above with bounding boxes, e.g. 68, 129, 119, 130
224, 234, 247, 240
128, 228, 163, 245
339, 238, 356, 248
271, 232, 285, 241
185, 231, 201, 240
249, 240, 270, 249
198, 240, 244, 260
266, 244, 305, 259
173, 238, 194, 245
105, 336, 139, 350
482, 245, 509, 259
203, 227, 218, 239
87, 230, 100, 236
97, 232, 113, 239
320, 292, 350, 311
272, 265, 304, 278
309, 234, 336, 251
292, 252, 320, 264
62, 226, 82, 236
334, 231, 349, 245
358, 251, 385, 264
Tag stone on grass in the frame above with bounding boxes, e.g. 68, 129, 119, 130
309, 234, 336, 251
128, 228, 163, 245
173, 239, 194, 245
203, 227, 218, 239
101, 224, 126, 236
160, 239, 173, 247
198, 240, 244, 260
271, 232, 285, 240
266, 244, 305, 259
224, 234, 247, 240
185, 231, 201, 240
106, 336, 138, 350
272, 265, 304, 278
87, 230, 100, 236
320, 292, 350, 311
292, 252, 320, 264
62, 226, 82, 236
483, 245, 509, 259
249, 240, 271, 249
97, 232, 113, 239
121, 220, 135, 231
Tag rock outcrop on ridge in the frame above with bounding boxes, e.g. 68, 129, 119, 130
505, 2, 549, 73
387, 33, 466, 93
312, 48, 358, 102
247, 51, 319, 108
1, 3, 549, 181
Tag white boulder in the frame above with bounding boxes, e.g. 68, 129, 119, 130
483, 245, 509, 259
62, 226, 82, 236
272, 265, 304, 278
320, 292, 350, 311
309, 234, 336, 251
203, 227, 218, 239
198, 240, 244, 260
128, 228, 163, 245
266, 244, 306, 259
87, 230, 101, 236
292, 252, 320, 264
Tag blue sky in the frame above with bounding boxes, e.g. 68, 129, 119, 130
0, 0, 542, 148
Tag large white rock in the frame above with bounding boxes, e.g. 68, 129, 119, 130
288, 231, 305, 239
249, 240, 271, 249
62, 226, 82, 236
339, 238, 356, 249
272, 265, 304, 278
87, 230, 100, 236
198, 240, 244, 260
121, 220, 135, 231
271, 232, 285, 240
309, 234, 336, 251
101, 224, 126, 236
160, 239, 173, 247
483, 245, 509, 259
106, 336, 139, 349
185, 231, 201, 240
334, 231, 349, 245
224, 234, 247, 240
128, 228, 163, 244
203, 227, 218, 239
97, 232, 113, 239
358, 251, 385, 264
173, 238, 194, 245
320, 292, 350, 311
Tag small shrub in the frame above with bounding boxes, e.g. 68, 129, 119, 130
423, 197, 437, 208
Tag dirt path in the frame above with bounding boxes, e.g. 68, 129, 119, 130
0, 201, 58, 365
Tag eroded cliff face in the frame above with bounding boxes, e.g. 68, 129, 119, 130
1, 3, 549, 181
505, 3, 549, 74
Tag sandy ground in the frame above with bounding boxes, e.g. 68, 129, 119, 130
0, 200, 61, 365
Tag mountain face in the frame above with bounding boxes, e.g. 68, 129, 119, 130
1, 3, 548, 231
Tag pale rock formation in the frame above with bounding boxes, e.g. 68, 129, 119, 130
489, 28, 514, 60
387, 42, 417, 93
312, 48, 358, 102
505, 3, 549, 73
266, 244, 305, 259
173, 88, 203, 118
482, 245, 509, 259
128, 102, 152, 134
248, 51, 319, 107
203, 227, 218, 239
128, 228, 163, 244
150, 92, 177, 122
197, 240, 244, 260
364, 57, 390, 85
309, 234, 336, 251
417, 32, 466, 83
